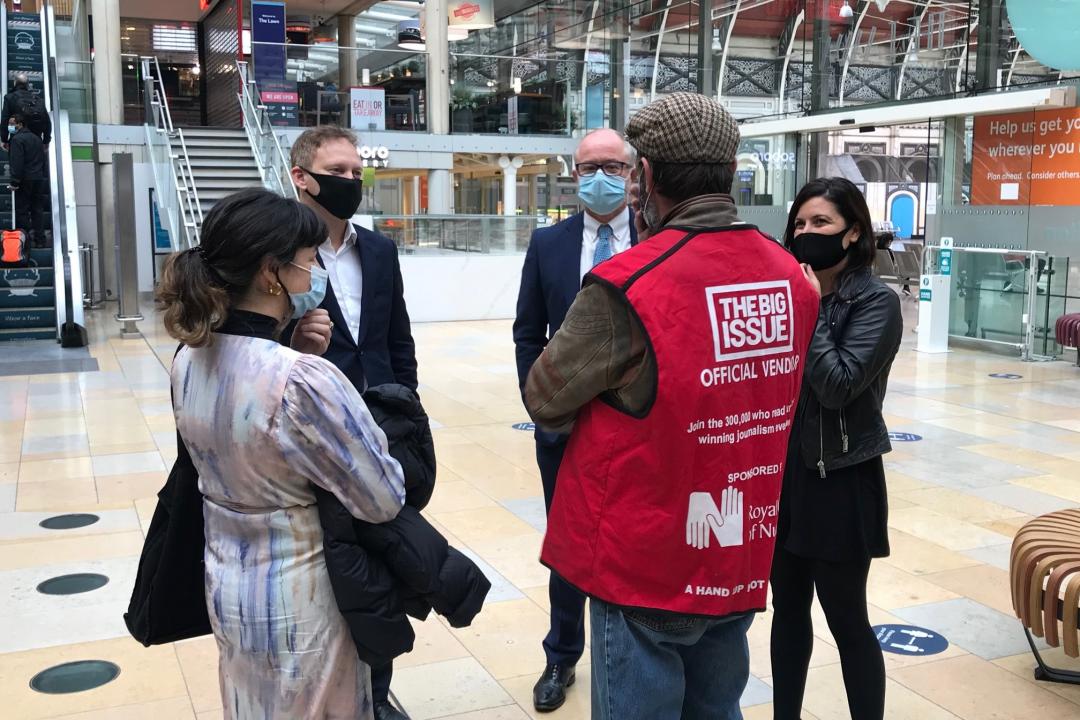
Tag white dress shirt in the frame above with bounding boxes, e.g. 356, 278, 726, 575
319, 224, 363, 345
580, 207, 633, 282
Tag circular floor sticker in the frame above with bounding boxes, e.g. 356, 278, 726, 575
989, 373, 1023, 380
30, 660, 121, 694
39, 513, 100, 530
874, 624, 948, 656
888, 432, 923, 442
512, 422, 536, 431
37, 573, 110, 596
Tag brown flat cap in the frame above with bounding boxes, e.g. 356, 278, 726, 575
625, 92, 740, 164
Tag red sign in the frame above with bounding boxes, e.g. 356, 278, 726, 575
706, 281, 794, 362
261, 91, 298, 104
453, 3, 481, 20
199, 0, 212, 11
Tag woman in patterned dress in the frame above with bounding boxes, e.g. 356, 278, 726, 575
157, 188, 405, 719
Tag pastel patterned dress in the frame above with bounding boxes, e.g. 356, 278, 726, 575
171, 314, 405, 720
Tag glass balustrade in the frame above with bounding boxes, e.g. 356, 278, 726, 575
369, 214, 551, 255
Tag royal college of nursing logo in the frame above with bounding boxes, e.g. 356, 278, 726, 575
705, 280, 794, 362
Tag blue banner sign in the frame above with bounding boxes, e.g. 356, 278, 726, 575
888, 432, 923, 442
512, 422, 536, 432
251, 2, 296, 126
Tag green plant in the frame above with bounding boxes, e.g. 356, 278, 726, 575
451, 85, 478, 111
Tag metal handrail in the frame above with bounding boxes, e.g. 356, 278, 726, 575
236, 60, 298, 200
140, 55, 202, 247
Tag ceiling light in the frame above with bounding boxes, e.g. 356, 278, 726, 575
839, 1, 854, 19
397, 20, 425, 51
191, 64, 201, 76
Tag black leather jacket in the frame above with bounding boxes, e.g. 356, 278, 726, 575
796, 268, 903, 476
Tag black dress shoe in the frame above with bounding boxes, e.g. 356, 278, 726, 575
532, 663, 576, 712
373, 700, 409, 720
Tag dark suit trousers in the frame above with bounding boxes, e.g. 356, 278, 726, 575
371, 661, 392, 704
14, 178, 46, 242
537, 440, 587, 667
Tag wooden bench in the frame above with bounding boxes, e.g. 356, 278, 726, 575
1010, 508, 1080, 684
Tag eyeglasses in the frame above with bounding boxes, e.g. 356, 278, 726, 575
576, 161, 630, 177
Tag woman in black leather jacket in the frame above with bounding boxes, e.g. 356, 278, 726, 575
770, 177, 903, 720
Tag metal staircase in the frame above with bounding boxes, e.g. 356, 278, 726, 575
174, 128, 262, 223
141, 56, 298, 252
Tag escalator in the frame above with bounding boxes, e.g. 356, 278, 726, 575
0, 6, 85, 345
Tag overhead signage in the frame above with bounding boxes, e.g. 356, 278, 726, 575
971, 107, 1080, 206
448, 0, 494, 29
6, 12, 43, 87
358, 145, 390, 168
251, 1, 295, 127
350, 87, 386, 131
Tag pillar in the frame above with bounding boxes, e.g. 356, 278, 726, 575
425, 0, 452, 213
806, 15, 833, 180
546, 157, 563, 217
941, 116, 966, 207
90, 0, 124, 300
338, 15, 358, 90
975, 0, 1003, 91
499, 156, 522, 216
90, 0, 123, 124
526, 174, 537, 215
696, 0, 715, 97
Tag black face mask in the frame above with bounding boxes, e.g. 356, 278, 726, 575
790, 227, 851, 271
302, 169, 363, 220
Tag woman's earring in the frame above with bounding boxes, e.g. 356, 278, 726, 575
268, 281, 284, 296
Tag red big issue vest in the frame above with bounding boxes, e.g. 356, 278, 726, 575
541, 225, 819, 617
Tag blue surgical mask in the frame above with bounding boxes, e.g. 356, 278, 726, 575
7, 125, 15, 136
286, 262, 329, 319
577, 172, 628, 215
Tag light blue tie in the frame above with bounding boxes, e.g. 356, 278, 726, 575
593, 224, 614, 267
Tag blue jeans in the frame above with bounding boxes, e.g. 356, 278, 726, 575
590, 598, 753, 720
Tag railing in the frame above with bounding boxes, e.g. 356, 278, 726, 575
923, 244, 1060, 361
141, 55, 202, 249
369, 215, 552, 255
237, 60, 298, 200
43, 4, 86, 344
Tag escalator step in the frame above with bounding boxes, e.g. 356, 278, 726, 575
0, 307, 56, 329
0, 267, 53, 288
0, 286, 54, 308
30, 248, 53, 265
0, 327, 55, 341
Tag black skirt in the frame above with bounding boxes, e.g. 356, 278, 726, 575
777, 430, 890, 563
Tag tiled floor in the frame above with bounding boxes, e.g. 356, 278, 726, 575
1, 300, 1080, 719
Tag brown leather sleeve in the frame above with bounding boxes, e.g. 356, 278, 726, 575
524, 281, 654, 433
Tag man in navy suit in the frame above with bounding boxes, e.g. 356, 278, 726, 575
288, 126, 416, 720
513, 128, 636, 712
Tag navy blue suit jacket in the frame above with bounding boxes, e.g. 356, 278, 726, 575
512, 210, 636, 444
290, 224, 417, 393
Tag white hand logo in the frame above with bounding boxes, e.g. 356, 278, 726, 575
686, 488, 744, 550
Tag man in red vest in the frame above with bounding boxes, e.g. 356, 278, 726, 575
524, 93, 820, 719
